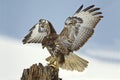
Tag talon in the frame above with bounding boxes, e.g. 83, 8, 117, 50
42, 46, 45, 49
48, 57, 59, 70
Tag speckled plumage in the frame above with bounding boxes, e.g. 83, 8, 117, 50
23, 5, 103, 72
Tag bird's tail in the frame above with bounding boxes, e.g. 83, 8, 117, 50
46, 52, 88, 72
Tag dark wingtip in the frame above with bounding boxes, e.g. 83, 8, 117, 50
99, 16, 104, 18
22, 31, 32, 44
89, 8, 100, 13
83, 5, 95, 11
22, 38, 27, 44
74, 4, 83, 14
93, 12, 102, 15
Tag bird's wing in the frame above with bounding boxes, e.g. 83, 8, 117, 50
22, 20, 56, 44
58, 5, 103, 51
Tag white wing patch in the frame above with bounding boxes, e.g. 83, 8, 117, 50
72, 27, 94, 50
28, 24, 47, 42
23, 23, 48, 44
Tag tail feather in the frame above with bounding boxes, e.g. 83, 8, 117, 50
60, 52, 88, 72
46, 52, 88, 72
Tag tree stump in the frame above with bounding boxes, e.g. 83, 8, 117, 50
21, 63, 62, 80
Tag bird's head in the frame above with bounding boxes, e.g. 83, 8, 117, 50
38, 19, 56, 34
39, 19, 50, 28
37, 19, 51, 34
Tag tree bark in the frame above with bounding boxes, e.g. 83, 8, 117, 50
21, 63, 62, 80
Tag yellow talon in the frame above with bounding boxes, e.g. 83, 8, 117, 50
42, 46, 45, 49
47, 57, 59, 70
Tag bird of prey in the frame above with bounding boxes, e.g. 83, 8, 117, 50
23, 5, 103, 72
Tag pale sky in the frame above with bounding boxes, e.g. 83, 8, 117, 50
0, 0, 120, 47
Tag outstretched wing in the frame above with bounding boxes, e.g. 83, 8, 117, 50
58, 5, 103, 51
23, 19, 56, 44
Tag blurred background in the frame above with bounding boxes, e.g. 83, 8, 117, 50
0, 0, 120, 80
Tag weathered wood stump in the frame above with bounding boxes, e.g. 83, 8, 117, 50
21, 63, 62, 80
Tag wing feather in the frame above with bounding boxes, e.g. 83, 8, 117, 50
71, 5, 103, 50
72, 27, 94, 50
23, 21, 51, 44
59, 5, 103, 51
83, 5, 95, 11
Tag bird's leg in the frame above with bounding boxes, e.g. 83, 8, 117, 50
46, 46, 60, 70
53, 59, 59, 70
47, 55, 59, 70
47, 55, 56, 64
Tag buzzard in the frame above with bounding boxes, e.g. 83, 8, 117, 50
23, 5, 103, 72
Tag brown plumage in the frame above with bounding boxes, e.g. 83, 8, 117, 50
23, 5, 103, 72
